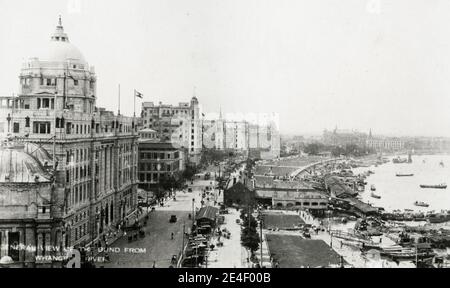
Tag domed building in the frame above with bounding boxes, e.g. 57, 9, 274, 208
19, 16, 96, 114
0, 142, 57, 267
0, 17, 139, 267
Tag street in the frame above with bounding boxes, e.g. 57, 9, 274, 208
206, 208, 249, 268
103, 178, 215, 268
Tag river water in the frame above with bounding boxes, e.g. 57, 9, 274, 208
353, 154, 450, 213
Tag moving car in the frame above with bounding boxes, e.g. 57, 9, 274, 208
169, 215, 177, 223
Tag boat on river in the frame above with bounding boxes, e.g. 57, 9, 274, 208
393, 157, 408, 164
396, 173, 414, 177
371, 192, 381, 199
414, 201, 429, 207
419, 183, 447, 189
428, 212, 450, 223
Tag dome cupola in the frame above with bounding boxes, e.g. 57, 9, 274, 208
36, 16, 86, 64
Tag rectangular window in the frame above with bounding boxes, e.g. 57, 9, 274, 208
33, 122, 51, 134
42, 98, 50, 109
13, 122, 19, 133
8, 232, 20, 261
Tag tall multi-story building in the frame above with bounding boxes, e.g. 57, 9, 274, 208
137, 128, 184, 190
366, 132, 405, 152
323, 127, 367, 147
141, 97, 202, 163
0, 18, 138, 266
202, 112, 281, 159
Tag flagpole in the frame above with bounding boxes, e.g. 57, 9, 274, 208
118, 84, 121, 116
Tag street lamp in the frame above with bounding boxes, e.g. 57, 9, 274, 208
192, 198, 195, 226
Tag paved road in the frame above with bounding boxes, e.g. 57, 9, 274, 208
207, 208, 247, 268
102, 179, 213, 268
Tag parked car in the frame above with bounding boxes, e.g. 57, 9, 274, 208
169, 215, 177, 223
236, 219, 241, 224
188, 188, 193, 193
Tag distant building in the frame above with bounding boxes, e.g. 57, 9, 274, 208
138, 140, 183, 190
203, 119, 249, 152
141, 97, 202, 164
223, 182, 255, 206
202, 113, 281, 159
366, 134, 405, 152
323, 127, 367, 147
251, 176, 328, 215
404, 136, 450, 152
138, 128, 158, 141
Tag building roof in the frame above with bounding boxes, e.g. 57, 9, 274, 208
346, 198, 378, 214
196, 206, 219, 221
262, 212, 305, 230
22, 142, 54, 167
254, 176, 314, 190
139, 128, 157, 133
324, 176, 358, 197
266, 235, 344, 268
35, 17, 86, 64
0, 143, 52, 183
138, 141, 179, 150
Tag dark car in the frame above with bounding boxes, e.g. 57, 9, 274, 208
169, 215, 177, 223
188, 188, 193, 193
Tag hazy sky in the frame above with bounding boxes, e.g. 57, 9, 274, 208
1, 0, 450, 137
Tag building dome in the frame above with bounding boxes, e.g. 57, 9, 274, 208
22, 142, 54, 168
39, 40, 86, 63
0, 143, 52, 183
35, 16, 86, 64
0, 256, 14, 265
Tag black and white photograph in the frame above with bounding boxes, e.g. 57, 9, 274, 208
1, 0, 450, 272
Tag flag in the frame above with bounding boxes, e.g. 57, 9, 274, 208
134, 90, 143, 99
